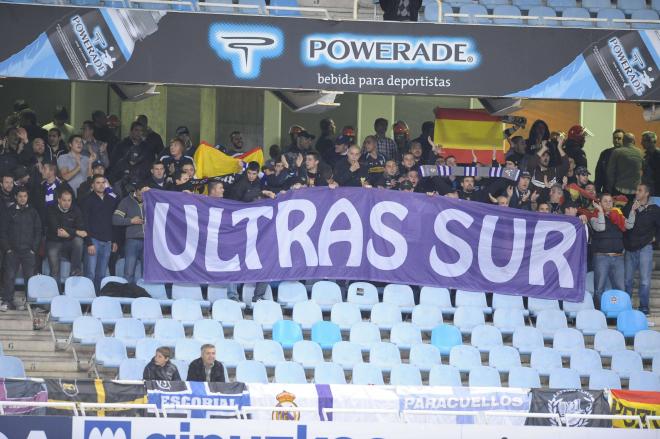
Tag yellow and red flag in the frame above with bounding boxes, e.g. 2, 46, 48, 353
193, 142, 264, 178
433, 108, 506, 164
610, 389, 660, 429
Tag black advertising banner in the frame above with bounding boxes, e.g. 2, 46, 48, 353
0, 4, 658, 101
45, 378, 147, 416
525, 388, 612, 428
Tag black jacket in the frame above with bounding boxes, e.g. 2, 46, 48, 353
46, 204, 86, 242
81, 191, 120, 245
232, 175, 263, 202
1, 203, 41, 252
186, 358, 226, 383
594, 147, 615, 194
334, 158, 368, 187
623, 203, 660, 252
379, 0, 422, 21
143, 359, 181, 381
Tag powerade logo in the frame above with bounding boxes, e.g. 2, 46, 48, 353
608, 36, 654, 96
71, 15, 116, 76
85, 420, 131, 439
208, 23, 283, 80
302, 33, 479, 70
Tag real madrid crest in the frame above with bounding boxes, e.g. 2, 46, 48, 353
273, 390, 299, 421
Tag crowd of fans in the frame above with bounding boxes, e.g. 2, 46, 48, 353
0, 99, 659, 316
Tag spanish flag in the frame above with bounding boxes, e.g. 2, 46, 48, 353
193, 142, 265, 178
434, 108, 506, 164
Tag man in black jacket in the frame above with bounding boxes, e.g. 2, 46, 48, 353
379, 0, 422, 21
46, 188, 87, 284
187, 344, 226, 383
1, 187, 41, 311
334, 146, 368, 187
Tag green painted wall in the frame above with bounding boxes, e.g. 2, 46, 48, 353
70, 82, 109, 132
119, 85, 168, 140
580, 102, 616, 175
357, 94, 395, 143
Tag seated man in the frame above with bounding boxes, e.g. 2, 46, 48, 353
143, 347, 181, 381
46, 188, 87, 283
187, 344, 226, 383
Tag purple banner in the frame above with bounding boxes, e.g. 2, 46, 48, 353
143, 187, 587, 301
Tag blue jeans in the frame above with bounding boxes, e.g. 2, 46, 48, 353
124, 238, 144, 284
593, 254, 625, 304
85, 238, 112, 291
226, 283, 239, 301
625, 244, 653, 313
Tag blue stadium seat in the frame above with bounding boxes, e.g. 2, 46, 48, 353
469, 366, 502, 387
508, 366, 541, 388
370, 302, 402, 331
233, 320, 264, 350
95, 337, 127, 369
594, 329, 626, 358
100, 276, 127, 290
652, 0, 660, 10
429, 364, 462, 386
454, 307, 486, 334
458, 4, 491, 23
492, 293, 528, 316
115, 259, 142, 281
390, 323, 422, 350
114, 318, 145, 349
350, 322, 381, 352
275, 361, 307, 384
513, 0, 542, 11
171, 299, 203, 327
548, 0, 577, 11
582, 0, 612, 13
254, 340, 285, 368
272, 320, 303, 349
193, 319, 224, 344
239, 0, 266, 14
253, 300, 283, 331
198, 0, 235, 13
332, 341, 363, 370
423, 0, 440, 21
588, 369, 621, 390
562, 7, 595, 27
383, 284, 415, 313
27, 275, 59, 306
493, 308, 526, 336
420, 287, 455, 315
154, 319, 186, 347
136, 280, 170, 303
611, 350, 643, 379
596, 8, 627, 28
633, 330, 660, 360
119, 358, 147, 380
314, 362, 346, 384
576, 310, 607, 336
409, 343, 441, 372
455, 291, 492, 314
242, 284, 273, 305
553, 328, 585, 357
601, 290, 632, 318
530, 347, 562, 376
535, 309, 568, 340
481, 0, 508, 7
131, 297, 163, 326
64, 276, 96, 305
347, 282, 379, 311
630, 10, 660, 29
352, 363, 384, 385
617, 310, 648, 338
512, 326, 544, 355
268, 0, 302, 16
369, 342, 401, 372
563, 292, 595, 318
471, 325, 503, 353
278, 281, 308, 309
236, 360, 268, 384
215, 340, 245, 369
311, 281, 342, 312
212, 299, 243, 329
293, 341, 324, 369
72, 316, 105, 345
619, 0, 646, 13
135, 338, 164, 361
411, 305, 443, 332
528, 298, 560, 316
207, 285, 230, 303
629, 370, 660, 391
447, 0, 473, 9
331, 303, 362, 331
653, 354, 660, 374
175, 339, 202, 362
311, 321, 341, 350
528, 6, 560, 25
449, 345, 482, 373
0, 356, 25, 378
390, 364, 422, 386
570, 349, 602, 377
91, 297, 123, 325
493, 5, 524, 25
488, 345, 521, 373
293, 300, 323, 330
171, 359, 190, 379
431, 324, 463, 356
549, 368, 582, 389
172, 284, 210, 308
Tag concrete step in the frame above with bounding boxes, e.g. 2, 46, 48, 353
25, 370, 91, 379
1, 338, 55, 352
0, 329, 55, 341
21, 359, 80, 373
0, 318, 34, 331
